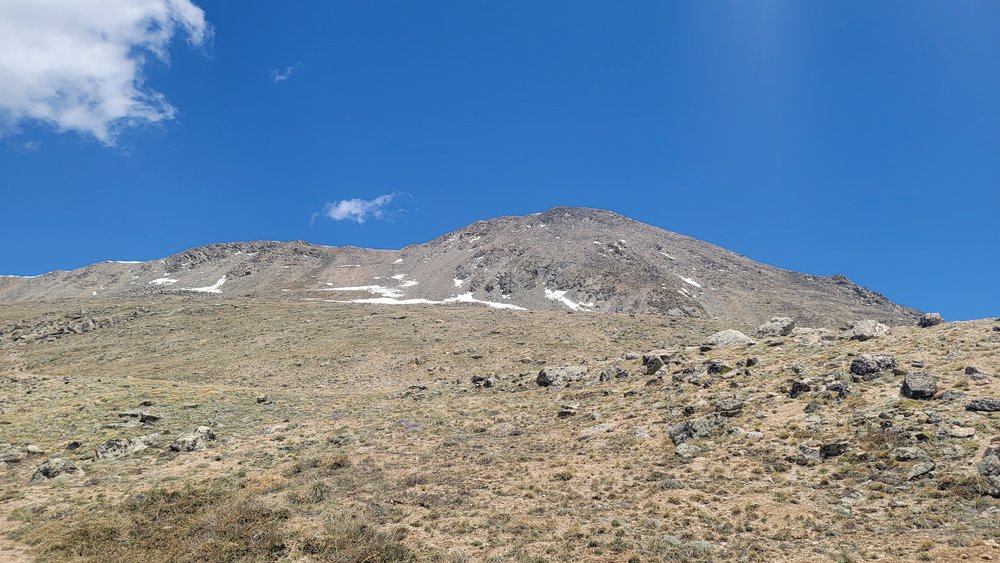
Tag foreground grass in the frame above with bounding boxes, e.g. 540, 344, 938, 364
12, 466, 418, 563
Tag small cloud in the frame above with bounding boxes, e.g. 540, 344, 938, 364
316, 193, 406, 224
19, 141, 40, 152
270, 63, 303, 83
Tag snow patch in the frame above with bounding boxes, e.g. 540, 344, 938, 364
321, 285, 404, 299
544, 288, 594, 311
335, 264, 361, 268
678, 275, 702, 288
443, 292, 526, 310
325, 292, 525, 310
453, 278, 467, 287
393, 258, 403, 264
399, 279, 419, 288
111, 260, 143, 264
186, 276, 227, 294
659, 251, 675, 260
149, 278, 179, 286
391, 274, 406, 280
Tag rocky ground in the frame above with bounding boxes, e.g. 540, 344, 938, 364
1, 297, 998, 562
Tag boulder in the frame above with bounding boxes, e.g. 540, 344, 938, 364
702, 330, 756, 349
847, 320, 890, 341
907, 461, 936, 480
30, 457, 83, 484
756, 317, 795, 338
471, 375, 496, 388
170, 426, 215, 452
978, 447, 1000, 496
536, 366, 588, 388
893, 447, 930, 461
715, 398, 744, 418
850, 353, 898, 380
788, 379, 812, 399
966, 398, 1000, 412
965, 366, 991, 380
599, 367, 629, 382
705, 360, 733, 376
96, 434, 160, 460
668, 413, 727, 445
558, 403, 580, 418
917, 313, 945, 328
674, 443, 702, 459
0, 447, 26, 464
900, 372, 937, 400
820, 442, 849, 459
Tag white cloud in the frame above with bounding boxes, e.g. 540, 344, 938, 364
0, 0, 210, 144
319, 193, 401, 224
270, 66, 296, 83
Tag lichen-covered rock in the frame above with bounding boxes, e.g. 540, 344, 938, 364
536, 366, 588, 387
170, 427, 215, 452
96, 434, 160, 460
756, 317, 795, 338
702, 330, 755, 349
978, 448, 1000, 497
668, 413, 727, 445
30, 457, 83, 484
900, 372, 937, 400
966, 398, 1000, 412
715, 398, 743, 417
847, 319, 890, 341
850, 353, 897, 380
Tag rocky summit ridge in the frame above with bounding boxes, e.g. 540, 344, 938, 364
0, 206, 920, 327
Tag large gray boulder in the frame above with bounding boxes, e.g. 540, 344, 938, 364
850, 353, 897, 380
702, 330, 755, 349
756, 317, 795, 338
536, 366, 588, 387
966, 398, 1000, 412
847, 319, 890, 341
900, 372, 937, 400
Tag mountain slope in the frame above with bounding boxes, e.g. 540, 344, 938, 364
0, 207, 919, 326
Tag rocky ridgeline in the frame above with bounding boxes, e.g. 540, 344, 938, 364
460, 314, 1000, 498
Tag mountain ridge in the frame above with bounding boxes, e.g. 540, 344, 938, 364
0, 206, 920, 327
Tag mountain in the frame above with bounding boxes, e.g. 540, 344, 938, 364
0, 206, 919, 326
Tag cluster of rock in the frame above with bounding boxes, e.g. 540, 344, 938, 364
504, 312, 1000, 501
0, 307, 147, 344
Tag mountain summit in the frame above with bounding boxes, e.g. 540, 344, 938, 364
0, 206, 918, 326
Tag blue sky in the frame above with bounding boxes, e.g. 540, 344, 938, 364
1, 1, 997, 320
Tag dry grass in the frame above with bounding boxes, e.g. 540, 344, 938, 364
13, 471, 416, 563
1, 299, 999, 561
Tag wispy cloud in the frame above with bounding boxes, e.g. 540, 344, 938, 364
316, 193, 407, 224
0, 0, 211, 145
270, 63, 303, 83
